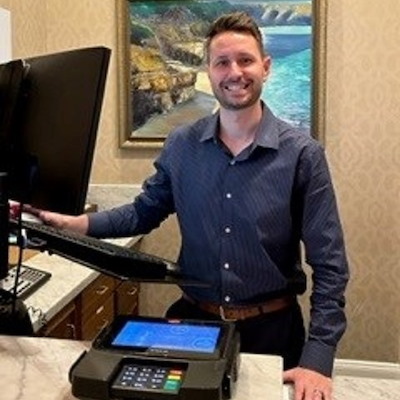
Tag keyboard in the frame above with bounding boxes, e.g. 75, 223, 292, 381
1, 264, 51, 300
10, 220, 203, 285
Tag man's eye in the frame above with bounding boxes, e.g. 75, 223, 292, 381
241, 58, 253, 65
216, 60, 228, 67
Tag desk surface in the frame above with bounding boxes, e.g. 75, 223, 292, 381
1, 335, 400, 400
0, 335, 282, 400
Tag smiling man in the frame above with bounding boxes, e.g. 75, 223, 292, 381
35, 12, 349, 400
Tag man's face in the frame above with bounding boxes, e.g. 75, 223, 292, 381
207, 31, 271, 111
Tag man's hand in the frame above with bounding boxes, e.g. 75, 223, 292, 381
283, 367, 332, 400
21, 204, 89, 234
39, 210, 89, 234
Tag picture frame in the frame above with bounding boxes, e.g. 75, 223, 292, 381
116, 0, 327, 149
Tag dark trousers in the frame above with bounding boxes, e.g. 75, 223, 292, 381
165, 296, 305, 370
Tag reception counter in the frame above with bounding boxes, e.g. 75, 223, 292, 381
1, 335, 399, 400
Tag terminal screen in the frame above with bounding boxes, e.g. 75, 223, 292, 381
111, 321, 221, 354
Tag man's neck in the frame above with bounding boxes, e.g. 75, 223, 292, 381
219, 102, 263, 156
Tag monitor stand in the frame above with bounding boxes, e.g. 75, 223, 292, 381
0, 173, 33, 335
0, 288, 34, 335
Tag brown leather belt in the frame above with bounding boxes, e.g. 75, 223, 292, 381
183, 294, 294, 321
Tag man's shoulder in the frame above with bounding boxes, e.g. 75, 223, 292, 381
168, 114, 216, 143
276, 118, 321, 152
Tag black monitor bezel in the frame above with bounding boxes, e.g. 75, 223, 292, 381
8, 46, 110, 215
93, 315, 231, 360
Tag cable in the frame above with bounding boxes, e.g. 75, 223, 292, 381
11, 202, 26, 314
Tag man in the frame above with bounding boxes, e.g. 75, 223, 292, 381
35, 12, 349, 400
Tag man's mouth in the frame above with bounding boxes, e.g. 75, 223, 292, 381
223, 81, 251, 91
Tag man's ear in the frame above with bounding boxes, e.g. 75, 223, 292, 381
263, 56, 272, 81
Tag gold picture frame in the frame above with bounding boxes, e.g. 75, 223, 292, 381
117, 0, 327, 149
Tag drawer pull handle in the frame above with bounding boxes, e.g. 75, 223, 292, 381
95, 285, 109, 296
96, 305, 105, 315
66, 323, 77, 339
127, 287, 138, 296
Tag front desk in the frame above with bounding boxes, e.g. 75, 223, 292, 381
1, 335, 399, 400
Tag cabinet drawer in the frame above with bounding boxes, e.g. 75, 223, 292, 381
81, 294, 114, 340
115, 281, 139, 316
39, 301, 77, 339
80, 274, 116, 318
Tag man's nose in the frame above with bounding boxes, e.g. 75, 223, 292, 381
228, 62, 243, 76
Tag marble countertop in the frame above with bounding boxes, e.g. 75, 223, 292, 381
1, 335, 399, 400
0, 335, 282, 400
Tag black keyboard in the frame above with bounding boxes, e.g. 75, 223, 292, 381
11, 220, 187, 283
1, 264, 51, 300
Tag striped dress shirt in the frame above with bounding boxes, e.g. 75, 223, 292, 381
89, 103, 349, 376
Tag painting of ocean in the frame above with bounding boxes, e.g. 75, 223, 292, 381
126, 0, 314, 141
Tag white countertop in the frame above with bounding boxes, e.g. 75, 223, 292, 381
1, 335, 399, 400
0, 336, 283, 400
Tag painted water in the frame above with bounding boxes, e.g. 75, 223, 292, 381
262, 26, 312, 131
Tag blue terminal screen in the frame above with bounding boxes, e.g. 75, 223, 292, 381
111, 321, 221, 354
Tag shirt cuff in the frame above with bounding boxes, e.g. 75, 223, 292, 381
87, 212, 110, 237
298, 340, 336, 377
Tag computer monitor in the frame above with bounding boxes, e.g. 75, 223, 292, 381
0, 59, 26, 279
10, 46, 111, 214
0, 46, 111, 281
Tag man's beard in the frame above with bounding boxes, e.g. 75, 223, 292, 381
212, 80, 262, 111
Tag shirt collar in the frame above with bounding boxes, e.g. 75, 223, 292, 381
198, 101, 280, 150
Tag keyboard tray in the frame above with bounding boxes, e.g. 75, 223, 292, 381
11, 220, 206, 286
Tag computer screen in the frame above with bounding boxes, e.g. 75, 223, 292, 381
94, 316, 228, 360
111, 320, 221, 354
9, 46, 111, 215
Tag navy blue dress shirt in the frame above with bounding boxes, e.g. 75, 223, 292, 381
89, 104, 349, 376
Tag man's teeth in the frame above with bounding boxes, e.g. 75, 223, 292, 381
224, 82, 249, 90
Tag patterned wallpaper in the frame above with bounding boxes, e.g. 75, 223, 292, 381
1, 0, 399, 363
325, 0, 400, 363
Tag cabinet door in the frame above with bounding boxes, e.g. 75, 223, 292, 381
80, 274, 116, 317
115, 281, 139, 316
81, 294, 114, 340
39, 301, 77, 339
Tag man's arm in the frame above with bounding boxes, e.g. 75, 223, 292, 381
297, 142, 350, 376
284, 141, 349, 400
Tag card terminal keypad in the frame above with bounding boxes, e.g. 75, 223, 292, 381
112, 363, 184, 393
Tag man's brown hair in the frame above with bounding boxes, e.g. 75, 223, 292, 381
205, 12, 266, 62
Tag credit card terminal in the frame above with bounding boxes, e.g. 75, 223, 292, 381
70, 315, 240, 400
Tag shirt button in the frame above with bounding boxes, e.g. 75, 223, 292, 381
223, 263, 230, 270
224, 227, 231, 234
224, 295, 231, 303
226, 193, 232, 199
230, 160, 236, 166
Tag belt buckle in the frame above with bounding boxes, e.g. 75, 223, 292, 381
219, 306, 237, 322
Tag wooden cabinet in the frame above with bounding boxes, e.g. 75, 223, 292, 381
81, 294, 114, 340
115, 281, 139, 316
39, 302, 77, 339
40, 274, 139, 340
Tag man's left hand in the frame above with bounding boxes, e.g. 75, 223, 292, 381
283, 367, 332, 400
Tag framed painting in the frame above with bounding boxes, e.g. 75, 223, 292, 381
117, 0, 327, 148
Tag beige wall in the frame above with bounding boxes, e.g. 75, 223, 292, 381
1, 0, 399, 363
